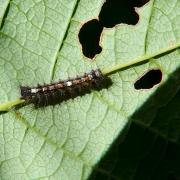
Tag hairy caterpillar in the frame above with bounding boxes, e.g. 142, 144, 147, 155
20, 69, 112, 107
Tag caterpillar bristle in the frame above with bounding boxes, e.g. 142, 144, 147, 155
20, 69, 112, 107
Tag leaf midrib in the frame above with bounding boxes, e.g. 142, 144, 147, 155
0, 1, 180, 176
10, 60, 180, 171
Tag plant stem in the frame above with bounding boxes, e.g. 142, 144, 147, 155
0, 99, 24, 111
0, 43, 179, 112
102, 43, 180, 75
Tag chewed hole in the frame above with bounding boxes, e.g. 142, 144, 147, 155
133, 0, 151, 7
134, 69, 162, 90
78, 19, 103, 59
99, 0, 150, 28
78, 0, 150, 59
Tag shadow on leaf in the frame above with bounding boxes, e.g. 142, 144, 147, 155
89, 58, 180, 180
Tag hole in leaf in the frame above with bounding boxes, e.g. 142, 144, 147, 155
78, 19, 103, 59
99, 0, 150, 28
132, 0, 150, 7
78, 0, 150, 59
134, 69, 162, 90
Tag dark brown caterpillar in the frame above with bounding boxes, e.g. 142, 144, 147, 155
20, 69, 112, 107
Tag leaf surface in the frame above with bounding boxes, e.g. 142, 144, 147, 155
0, 0, 9, 27
0, 0, 180, 179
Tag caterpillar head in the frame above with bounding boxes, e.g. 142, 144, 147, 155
20, 86, 32, 100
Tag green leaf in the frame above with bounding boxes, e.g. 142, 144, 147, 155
0, 0, 180, 180
0, 0, 9, 27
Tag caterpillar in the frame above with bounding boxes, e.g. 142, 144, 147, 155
20, 69, 112, 107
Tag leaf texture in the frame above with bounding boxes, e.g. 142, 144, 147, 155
0, 0, 180, 179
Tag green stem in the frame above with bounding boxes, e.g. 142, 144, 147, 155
0, 99, 24, 111
0, 43, 180, 112
102, 43, 180, 75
